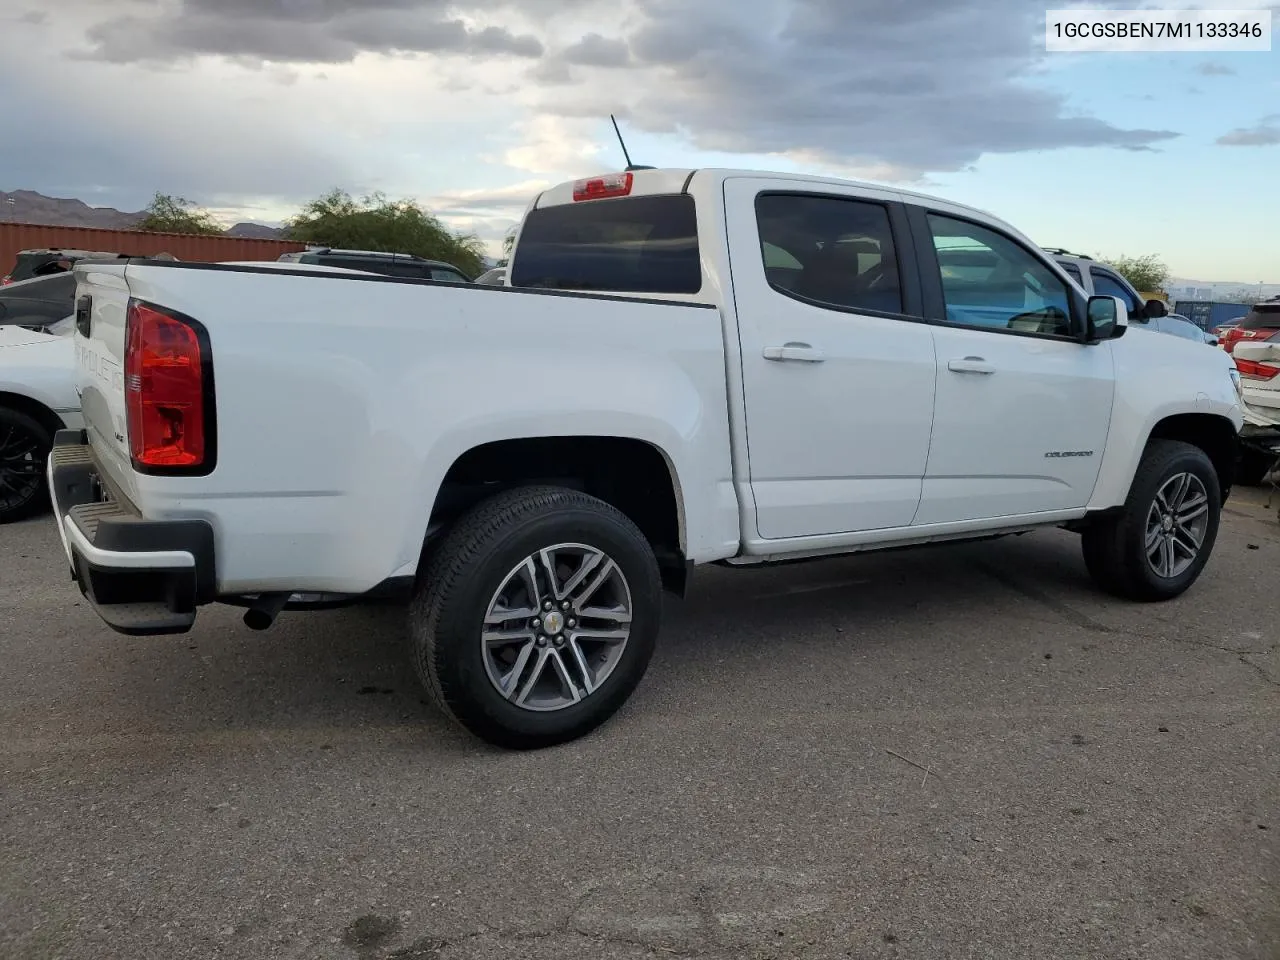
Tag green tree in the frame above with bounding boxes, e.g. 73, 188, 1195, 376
284, 189, 485, 277
135, 192, 224, 235
1096, 253, 1170, 293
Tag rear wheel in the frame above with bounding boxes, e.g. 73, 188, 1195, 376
1081, 439, 1220, 602
0, 407, 53, 524
409, 485, 662, 749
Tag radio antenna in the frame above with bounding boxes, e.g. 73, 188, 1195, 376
610, 114, 634, 168
610, 114, 654, 171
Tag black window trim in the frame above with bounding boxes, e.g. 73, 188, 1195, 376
751, 190, 925, 324
905, 204, 1088, 344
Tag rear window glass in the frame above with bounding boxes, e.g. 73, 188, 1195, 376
1241, 301, 1280, 329
510, 194, 701, 294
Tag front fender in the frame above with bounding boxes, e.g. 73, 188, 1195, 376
1087, 340, 1242, 509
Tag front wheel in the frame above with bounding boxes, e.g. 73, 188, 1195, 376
1082, 439, 1221, 602
409, 485, 662, 749
0, 407, 53, 524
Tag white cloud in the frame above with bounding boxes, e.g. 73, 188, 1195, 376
0, 0, 1207, 233
496, 116, 607, 176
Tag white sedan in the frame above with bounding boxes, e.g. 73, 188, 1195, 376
0, 318, 81, 523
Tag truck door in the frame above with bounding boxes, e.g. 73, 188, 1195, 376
723, 178, 937, 540
908, 206, 1114, 525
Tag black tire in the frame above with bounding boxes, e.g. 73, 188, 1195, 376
0, 407, 53, 525
1081, 439, 1221, 602
409, 484, 662, 750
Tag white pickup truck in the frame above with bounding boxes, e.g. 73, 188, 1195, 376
49, 167, 1244, 748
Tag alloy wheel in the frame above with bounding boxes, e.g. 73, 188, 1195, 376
1144, 472, 1210, 579
480, 543, 634, 712
0, 422, 45, 514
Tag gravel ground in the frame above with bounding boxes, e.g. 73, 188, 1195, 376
2, 490, 1277, 960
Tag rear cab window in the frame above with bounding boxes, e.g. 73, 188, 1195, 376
1240, 301, 1280, 330
510, 194, 701, 294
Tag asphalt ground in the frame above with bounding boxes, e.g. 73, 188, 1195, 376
2, 489, 1278, 960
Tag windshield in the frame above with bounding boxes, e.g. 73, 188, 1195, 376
510, 194, 701, 294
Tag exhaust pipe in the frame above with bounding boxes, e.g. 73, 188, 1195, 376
243, 592, 291, 631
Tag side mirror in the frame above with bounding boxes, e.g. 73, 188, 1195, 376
1086, 295, 1128, 342
1143, 298, 1169, 319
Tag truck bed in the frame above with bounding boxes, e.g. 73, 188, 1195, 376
70, 259, 740, 597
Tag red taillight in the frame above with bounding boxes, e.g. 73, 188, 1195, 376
124, 299, 212, 471
1235, 357, 1280, 380
1223, 327, 1278, 353
572, 172, 633, 202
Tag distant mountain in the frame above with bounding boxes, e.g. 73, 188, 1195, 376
225, 222, 286, 239
1, 189, 285, 239
1, 189, 144, 229
1167, 276, 1280, 302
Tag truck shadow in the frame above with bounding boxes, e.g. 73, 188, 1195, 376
80, 529, 1105, 748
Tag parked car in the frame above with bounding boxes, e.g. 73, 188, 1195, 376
2, 247, 131, 285
1230, 334, 1280, 484
0, 317, 81, 523
1218, 298, 1280, 355
51, 167, 1242, 749
474, 267, 507, 285
1164, 312, 1220, 346
276, 248, 472, 283
1211, 318, 1245, 339
1047, 250, 1216, 344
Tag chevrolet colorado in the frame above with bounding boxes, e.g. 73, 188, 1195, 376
48, 167, 1244, 748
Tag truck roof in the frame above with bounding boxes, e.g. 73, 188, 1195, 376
531, 166, 999, 220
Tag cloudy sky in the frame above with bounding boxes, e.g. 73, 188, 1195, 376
1, 0, 1277, 280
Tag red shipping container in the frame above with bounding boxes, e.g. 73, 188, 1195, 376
0, 222, 307, 277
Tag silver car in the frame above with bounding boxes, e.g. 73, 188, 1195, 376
1048, 250, 1217, 345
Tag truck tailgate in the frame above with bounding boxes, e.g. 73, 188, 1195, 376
72, 262, 136, 502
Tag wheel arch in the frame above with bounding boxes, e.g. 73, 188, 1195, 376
424, 434, 690, 595
0, 390, 66, 436
1145, 412, 1239, 500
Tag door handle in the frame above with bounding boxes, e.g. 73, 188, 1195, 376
947, 356, 995, 375
763, 342, 826, 363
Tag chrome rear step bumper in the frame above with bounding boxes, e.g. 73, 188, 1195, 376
48, 429, 216, 636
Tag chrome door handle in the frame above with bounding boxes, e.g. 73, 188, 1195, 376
763, 342, 826, 363
947, 356, 995, 374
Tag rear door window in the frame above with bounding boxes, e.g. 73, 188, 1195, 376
754, 193, 905, 316
510, 195, 701, 294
